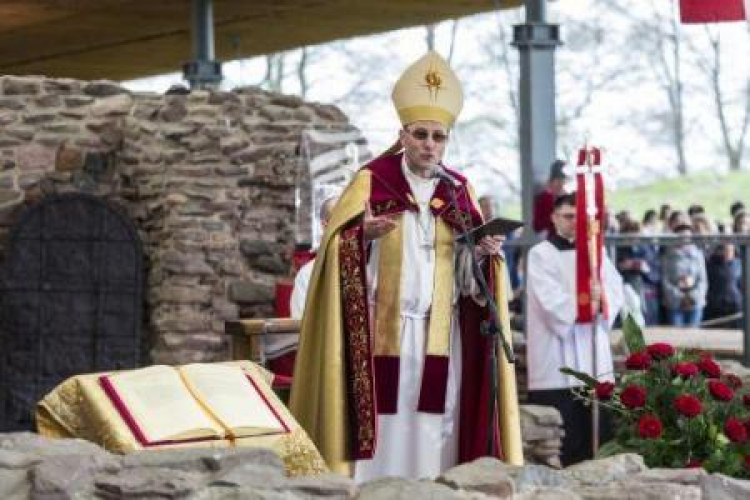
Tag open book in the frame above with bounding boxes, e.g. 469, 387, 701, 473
99, 364, 289, 446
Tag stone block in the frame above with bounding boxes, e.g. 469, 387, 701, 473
2, 76, 41, 95
562, 454, 646, 487
437, 457, 516, 498
358, 477, 468, 500
83, 80, 128, 97
229, 280, 274, 304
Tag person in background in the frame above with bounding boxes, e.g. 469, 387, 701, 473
290, 194, 340, 319
661, 212, 708, 327
730, 201, 745, 221
617, 219, 661, 325
641, 209, 659, 235
526, 193, 624, 466
688, 204, 705, 217
704, 237, 742, 329
733, 211, 750, 235
659, 203, 673, 233
264, 194, 340, 377
533, 159, 569, 237
478, 194, 495, 221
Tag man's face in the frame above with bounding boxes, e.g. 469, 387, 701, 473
553, 203, 577, 240
399, 120, 449, 172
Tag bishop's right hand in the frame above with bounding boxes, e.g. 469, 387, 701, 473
363, 202, 397, 241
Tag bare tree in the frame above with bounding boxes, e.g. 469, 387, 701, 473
297, 47, 309, 99
262, 53, 286, 93
690, 28, 750, 171
612, 0, 690, 174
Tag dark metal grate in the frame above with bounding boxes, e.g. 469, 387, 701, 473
0, 193, 144, 431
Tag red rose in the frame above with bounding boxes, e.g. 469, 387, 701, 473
698, 358, 721, 378
672, 362, 699, 379
621, 385, 647, 409
744, 419, 750, 436
686, 459, 703, 468
725, 418, 748, 443
674, 394, 702, 418
724, 373, 743, 389
638, 414, 663, 439
595, 381, 615, 400
744, 394, 750, 407
647, 342, 675, 360
708, 380, 734, 401
625, 352, 652, 370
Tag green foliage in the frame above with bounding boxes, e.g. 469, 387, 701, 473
621, 313, 646, 353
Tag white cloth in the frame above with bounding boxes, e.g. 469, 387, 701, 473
526, 240, 624, 390
291, 260, 314, 320
353, 162, 463, 482
263, 260, 313, 361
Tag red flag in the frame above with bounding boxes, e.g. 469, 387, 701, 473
679, 0, 746, 24
575, 148, 606, 324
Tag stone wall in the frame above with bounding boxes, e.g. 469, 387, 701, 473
3, 433, 750, 499
0, 76, 355, 363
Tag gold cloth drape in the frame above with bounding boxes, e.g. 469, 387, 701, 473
36, 360, 327, 476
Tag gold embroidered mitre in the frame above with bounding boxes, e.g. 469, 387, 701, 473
392, 51, 464, 128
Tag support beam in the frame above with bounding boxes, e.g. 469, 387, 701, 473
183, 0, 222, 89
512, 0, 561, 231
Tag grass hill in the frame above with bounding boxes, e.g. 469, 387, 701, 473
607, 170, 750, 225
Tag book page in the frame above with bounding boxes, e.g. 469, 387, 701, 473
180, 364, 287, 438
103, 365, 224, 443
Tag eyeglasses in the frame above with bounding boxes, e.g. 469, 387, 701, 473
405, 128, 449, 143
557, 213, 576, 220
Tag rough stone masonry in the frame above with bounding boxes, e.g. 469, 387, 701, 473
0, 75, 354, 364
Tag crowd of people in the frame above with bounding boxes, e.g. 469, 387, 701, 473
606, 201, 747, 328
508, 162, 749, 330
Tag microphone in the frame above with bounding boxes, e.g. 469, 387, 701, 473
432, 166, 461, 187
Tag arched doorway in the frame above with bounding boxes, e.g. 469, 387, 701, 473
0, 193, 144, 431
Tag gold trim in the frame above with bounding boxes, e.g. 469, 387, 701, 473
397, 106, 455, 128
425, 218, 453, 356
374, 214, 404, 356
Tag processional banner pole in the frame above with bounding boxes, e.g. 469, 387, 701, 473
574, 145, 606, 456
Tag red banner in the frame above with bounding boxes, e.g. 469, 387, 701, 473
679, 0, 746, 24
575, 148, 606, 323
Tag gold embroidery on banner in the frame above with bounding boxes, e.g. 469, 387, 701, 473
339, 225, 376, 454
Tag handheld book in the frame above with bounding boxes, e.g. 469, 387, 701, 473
99, 364, 289, 446
455, 217, 524, 243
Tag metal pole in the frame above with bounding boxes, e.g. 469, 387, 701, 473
512, 0, 561, 234
193, 0, 215, 62
183, 0, 222, 89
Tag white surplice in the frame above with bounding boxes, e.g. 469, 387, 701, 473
526, 239, 624, 391
353, 163, 465, 482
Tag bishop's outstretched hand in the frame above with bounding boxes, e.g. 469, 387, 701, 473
363, 202, 397, 241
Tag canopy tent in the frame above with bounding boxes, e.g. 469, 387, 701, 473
0, 0, 521, 81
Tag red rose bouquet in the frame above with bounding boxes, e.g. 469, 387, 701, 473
562, 317, 750, 478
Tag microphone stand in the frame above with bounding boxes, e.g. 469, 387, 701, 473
438, 171, 514, 456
